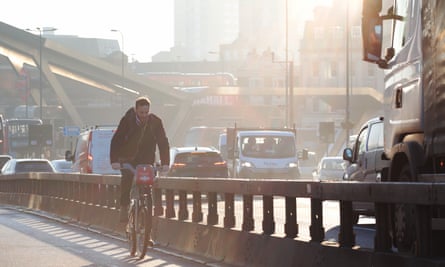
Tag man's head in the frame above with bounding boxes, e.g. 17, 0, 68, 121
134, 96, 151, 123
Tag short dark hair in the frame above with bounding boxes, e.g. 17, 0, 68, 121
135, 96, 151, 108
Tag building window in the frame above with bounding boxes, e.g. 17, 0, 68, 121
351, 25, 361, 39
328, 61, 338, 78
272, 78, 284, 88
249, 78, 263, 88
331, 26, 344, 40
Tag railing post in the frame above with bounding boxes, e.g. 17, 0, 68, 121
310, 198, 324, 242
242, 194, 254, 231
285, 196, 298, 238
192, 191, 203, 222
178, 190, 188, 220
339, 200, 355, 247
207, 192, 218, 225
154, 188, 164, 216
164, 189, 174, 218
417, 205, 432, 256
262, 195, 275, 235
374, 202, 392, 252
224, 193, 235, 228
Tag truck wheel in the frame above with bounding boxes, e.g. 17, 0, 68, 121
393, 164, 417, 254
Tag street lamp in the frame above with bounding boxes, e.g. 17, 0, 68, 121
26, 27, 57, 121
110, 29, 125, 93
271, 52, 293, 128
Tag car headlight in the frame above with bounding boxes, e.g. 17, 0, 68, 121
241, 161, 253, 168
288, 162, 298, 168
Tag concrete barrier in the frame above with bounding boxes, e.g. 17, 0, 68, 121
2, 192, 445, 267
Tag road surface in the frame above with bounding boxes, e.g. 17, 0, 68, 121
0, 207, 223, 267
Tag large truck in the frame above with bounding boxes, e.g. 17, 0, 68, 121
361, 0, 445, 256
226, 126, 301, 179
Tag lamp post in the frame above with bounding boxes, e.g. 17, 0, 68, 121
285, 0, 289, 127
38, 28, 43, 121
27, 27, 57, 121
111, 29, 125, 93
271, 53, 292, 128
345, 1, 351, 145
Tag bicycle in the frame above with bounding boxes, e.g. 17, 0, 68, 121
121, 163, 156, 259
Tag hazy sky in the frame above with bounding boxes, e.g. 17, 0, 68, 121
2, 0, 333, 62
2, 0, 174, 62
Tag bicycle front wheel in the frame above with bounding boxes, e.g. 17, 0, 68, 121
137, 202, 153, 259
127, 205, 137, 256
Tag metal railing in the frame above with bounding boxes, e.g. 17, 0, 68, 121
1, 173, 445, 266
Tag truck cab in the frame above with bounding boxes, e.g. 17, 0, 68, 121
361, 0, 445, 255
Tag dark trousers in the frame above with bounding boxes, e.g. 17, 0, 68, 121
120, 168, 134, 206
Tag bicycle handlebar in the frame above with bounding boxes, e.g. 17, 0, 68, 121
120, 163, 137, 174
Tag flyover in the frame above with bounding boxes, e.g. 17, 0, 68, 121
0, 21, 190, 135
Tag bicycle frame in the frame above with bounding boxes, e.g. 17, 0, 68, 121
122, 163, 155, 259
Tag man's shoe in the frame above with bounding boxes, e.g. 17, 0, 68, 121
147, 240, 154, 247
119, 205, 129, 223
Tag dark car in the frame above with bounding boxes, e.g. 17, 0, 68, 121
343, 116, 389, 224
1, 158, 56, 175
168, 146, 228, 178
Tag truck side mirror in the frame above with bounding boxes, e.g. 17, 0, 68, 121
362, 16, 383, 63
343, 148, 353, 162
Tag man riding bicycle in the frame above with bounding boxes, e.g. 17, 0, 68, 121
110, 96, 170, 228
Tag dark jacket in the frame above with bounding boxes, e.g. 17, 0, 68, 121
110, 108, 170, 166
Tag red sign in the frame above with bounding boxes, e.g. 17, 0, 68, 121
135, 165, 155, 185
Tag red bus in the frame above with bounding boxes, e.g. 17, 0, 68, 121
3, 118, 43, 157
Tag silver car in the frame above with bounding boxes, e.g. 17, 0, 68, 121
313, 156, 346, 181
51, 159, 74, 173
1, 158, 56, 174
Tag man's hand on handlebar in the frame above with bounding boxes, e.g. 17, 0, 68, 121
111, 162, 121, 170
159, 165, 169, 177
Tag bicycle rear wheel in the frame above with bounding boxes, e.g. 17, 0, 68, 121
136, 204, 152, 259
127, 204, 137, 256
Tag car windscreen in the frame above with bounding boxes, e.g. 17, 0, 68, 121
16, 162, 53, 173
241, 135, 296, 158
175, 152, 223, 165
0, 157, 11, 169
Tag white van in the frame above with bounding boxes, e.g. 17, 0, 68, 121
66, 126, 119, 175
227, 128, 301, 179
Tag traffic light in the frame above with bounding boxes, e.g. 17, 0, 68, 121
319, 122, 334, 143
